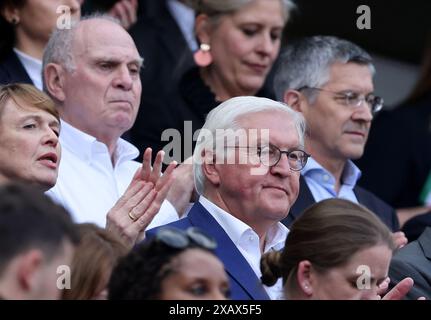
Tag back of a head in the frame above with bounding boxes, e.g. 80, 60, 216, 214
62, 223, 128, 300
273, 35, 375, 101
0, 183, 79, 279
261, 198, 395, 291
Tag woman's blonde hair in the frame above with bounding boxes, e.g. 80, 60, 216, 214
62, 223, 128, 300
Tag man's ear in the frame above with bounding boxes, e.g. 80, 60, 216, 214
1, 4, 19, 24
283, 90, 305, 113
201, 149, 220, 187
194, 14, 211, 45
296, 260, 314, 297
44, 63, 66, 102
17, 250, 44, 294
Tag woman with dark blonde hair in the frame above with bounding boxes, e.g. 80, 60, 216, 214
261, 198, 415, 300
0, 83, 61, 190
63, 223, 128, 300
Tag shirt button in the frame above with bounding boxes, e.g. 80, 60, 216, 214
249, 236, 254, 242
323, 174, 330, 182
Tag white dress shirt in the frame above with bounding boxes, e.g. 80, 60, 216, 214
14, 48, 43, 90
46, 121, 179, 228
199, 196, 288, 300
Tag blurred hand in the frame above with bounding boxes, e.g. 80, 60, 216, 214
108, 0, 138, 30
166, 156, 196, 217
392, 231, 408, 249
106, 148, 176, 248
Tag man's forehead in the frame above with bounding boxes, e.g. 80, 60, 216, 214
74, 20, 139, 56
236, 112, 299, 146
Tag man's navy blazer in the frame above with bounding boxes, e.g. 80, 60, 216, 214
146, 202, 271, 300
281, 176, 400, 231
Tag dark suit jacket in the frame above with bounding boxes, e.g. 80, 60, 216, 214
0, 50, 33, 85
281, 176, 400, 231
146, 202, 271, 300
402, 211, 431, 242
128, 0, 195, 161
389, 227, 431, 299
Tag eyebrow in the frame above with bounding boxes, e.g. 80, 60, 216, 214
94, 56, 144, 69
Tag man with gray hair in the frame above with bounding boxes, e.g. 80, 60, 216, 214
273, 35, 406, 246
42, 16, 192, 247
147, 96, 309, 300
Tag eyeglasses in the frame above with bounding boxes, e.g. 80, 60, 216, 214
155, 226, 217, 250
228, 144, 310, 171
298, 86, 384, 114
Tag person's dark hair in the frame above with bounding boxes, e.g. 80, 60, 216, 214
403, 32, 431, 105
62, 223, 128, 300
108, 226, 217, 300
0, 183, 79, 277
0, 0, 26, 58
261, 198, 395, 294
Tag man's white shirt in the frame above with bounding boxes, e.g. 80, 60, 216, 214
46, 120, 178, 228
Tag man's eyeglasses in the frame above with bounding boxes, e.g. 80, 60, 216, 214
228, 144, 310, 171
298, 86, 384, 114
155, 226, 217, 250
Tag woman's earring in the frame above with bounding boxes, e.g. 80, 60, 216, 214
193, 43, 212, 67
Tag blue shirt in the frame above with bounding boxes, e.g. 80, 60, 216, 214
302, 157, 362, 203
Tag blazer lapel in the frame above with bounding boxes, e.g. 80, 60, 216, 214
282, 175, 315, 227
187, 203, 270, 300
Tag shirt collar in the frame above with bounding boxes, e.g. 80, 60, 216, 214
59, 120, 139, 165
198, 196, 288, 252
302, 157, 361, 187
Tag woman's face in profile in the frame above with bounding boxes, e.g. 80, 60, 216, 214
0, 99, 61, 189
306, 244, 392, 300
203, 0, 285, 96
158, 248, 230, 300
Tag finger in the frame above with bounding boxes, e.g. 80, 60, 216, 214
111, 180, 144, 214
127, 182, 155, 210
155, 160, 177, 191
130, 167, 143, 184
129, 186, 157, 221
377, 277, 390, 296
382, 277, 414, 300
111, 3, 128, 28
113, 182, 154, 236
105, 181, 145, 230
149, 150, 164, 184
121, 0, 137, 26
141, 148, 152, 181
134, 175, 174, 232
